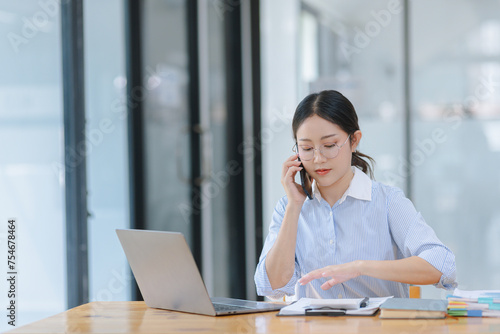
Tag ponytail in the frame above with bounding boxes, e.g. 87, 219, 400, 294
351, 151, 375, 179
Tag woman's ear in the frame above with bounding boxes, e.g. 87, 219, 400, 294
351, 130, 362, 152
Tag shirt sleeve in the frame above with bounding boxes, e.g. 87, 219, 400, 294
387, 189, 457, 290
254, 196, 301, 299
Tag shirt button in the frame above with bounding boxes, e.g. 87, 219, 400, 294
338, 294, 342, 299
329, 211, 333, 217
329, 240, 333, 245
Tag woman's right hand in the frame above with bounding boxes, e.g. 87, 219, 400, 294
281, 154, 307, 206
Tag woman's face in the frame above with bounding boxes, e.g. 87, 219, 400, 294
295, 115, 356, 189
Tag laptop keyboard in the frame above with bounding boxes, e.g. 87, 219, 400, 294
213, 303, 252, 312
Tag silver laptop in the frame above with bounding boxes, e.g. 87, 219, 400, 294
116, 229, 284, 316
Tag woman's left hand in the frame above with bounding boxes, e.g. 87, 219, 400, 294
298, 261, 363, 290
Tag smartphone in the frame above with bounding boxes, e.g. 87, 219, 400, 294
298, 156, 313, 200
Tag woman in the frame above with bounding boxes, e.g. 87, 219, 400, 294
254, 90, 457, 299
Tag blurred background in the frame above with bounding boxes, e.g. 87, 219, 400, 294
1, 0, 500, 330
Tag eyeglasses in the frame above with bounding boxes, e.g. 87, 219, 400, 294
293, 135, 350, 161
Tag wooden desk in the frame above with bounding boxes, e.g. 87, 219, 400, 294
6, 301, 500, 333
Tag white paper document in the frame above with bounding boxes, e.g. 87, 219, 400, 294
453, 288, 500, 302
278, 296, 393, 316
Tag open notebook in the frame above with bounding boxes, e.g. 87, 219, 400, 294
278, 297, 392, 316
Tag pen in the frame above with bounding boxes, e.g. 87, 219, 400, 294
360, 297, 369, 308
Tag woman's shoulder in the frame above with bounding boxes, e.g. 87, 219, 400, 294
371, 179, 408, 202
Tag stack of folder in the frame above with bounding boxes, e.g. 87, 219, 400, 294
447, 289, 500, 317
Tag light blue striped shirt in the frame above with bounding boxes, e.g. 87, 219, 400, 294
255, 167, 457, 299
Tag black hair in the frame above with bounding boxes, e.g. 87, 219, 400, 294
292, 90, 375, 178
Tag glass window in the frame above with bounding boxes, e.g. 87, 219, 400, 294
301, 0, 405, 189
84, 0, 131, 302
142, 0, 192, 241
0, 1, 66, 329
411, 0, 500, 298
260, 0, 301, 234
199, 1, 230, 297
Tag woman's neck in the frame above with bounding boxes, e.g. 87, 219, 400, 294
317, 168, 355, 207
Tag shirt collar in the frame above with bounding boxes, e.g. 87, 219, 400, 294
312, 166, 372, 205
